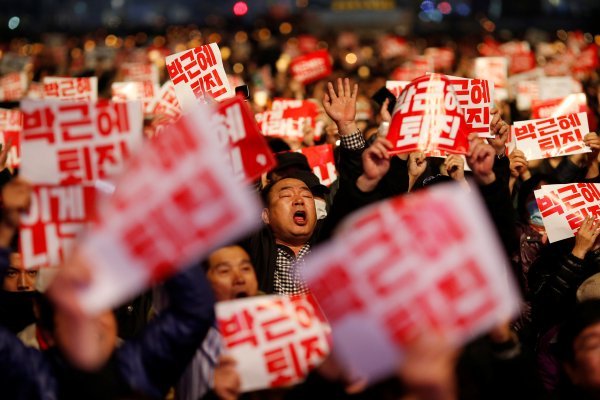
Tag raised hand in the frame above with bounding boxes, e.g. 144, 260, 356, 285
508, 149, 529, 179
323, 78, 359, 136
467, 133, 496, 185
444, 154, 465, 181
356, 137, 392, 192
487, 107, 509, 156
572, 216, 600, 259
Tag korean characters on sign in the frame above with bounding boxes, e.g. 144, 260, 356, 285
445, 75, 495, 138
385, 81, 410, 99
474, 57, 508, 101
0, 72, 28, 102
512, 112, 591, 160
303, 184, 521, 382
217, 294, 331, 392
531, 93, 588, 119
111, 81, 158, 117
74, 103, 261, 313
20, 99, 144, 185
289, 50, 333, 85
212, 97, 275, 181
386, 74, 470, 155
297, 144, 338, 186
43, 77, 98, 102
535, 183, 600, 243
119, 62, 160, 85
0, 108, 22, 168
20, 185, 97, 269
256, 99, 319, 142
165, 43, 234, 111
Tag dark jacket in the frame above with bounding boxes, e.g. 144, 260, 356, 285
0, 249, 215, 400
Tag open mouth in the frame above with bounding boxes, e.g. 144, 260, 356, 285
293, 210, 307, 225
235, 292, 248, 299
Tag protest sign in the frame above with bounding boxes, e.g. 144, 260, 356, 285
217, 294, 331, 392
531, 93, 588, 119
120, 62, 160, 85
111, 80, 158, 116
424, 47, 455, 71
212, 96, 275, 181
304, 183, 521, 382
512, 112, 590, 160
385, 81, 410, 99
20, 99, 144, 185
297, 144, 337, 186
386, 74, 469, 155
444, 75, 495, 138
166, 43, 233, 111
75, 103, 261, 313
0, 72, 27, 102
289, 50, 332, 85
535, 183, 600, 243
148, 80, 182, 121
43, 77, 98, 102
26, 82, 44, 100
515, 80, 540, 111
537, 76, 582, 102
20, 185, 97, 269
379, 35, 410, 59
256, 99, 319, 141
474, 57, 508, 100
0, 108, 22, 168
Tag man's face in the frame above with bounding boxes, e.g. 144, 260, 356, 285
206, 246, 258, 301
566, 322, 600, 390
3, 253, 38, 292
263, 178, 317, 247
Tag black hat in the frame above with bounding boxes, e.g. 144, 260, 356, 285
272, 152, 312, 175
261, 169, 329, 205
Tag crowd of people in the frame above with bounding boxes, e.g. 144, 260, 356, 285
2, 16, 600, 400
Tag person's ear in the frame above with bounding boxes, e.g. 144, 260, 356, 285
261, 208, 270, 225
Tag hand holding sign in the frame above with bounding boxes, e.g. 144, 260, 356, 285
487, 107, 510, 156
572, 216, 600, 259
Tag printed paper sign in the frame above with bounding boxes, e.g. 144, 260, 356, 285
212, 96, 275, 181
148, 80, 182, 120
298, 144, 337, 186
111, 81, 158, 116
217, 294, 331, 392
508, 51, 536, 75
515, 80, 540, 111
0, 72, 27, 102
512, 112, 590, 160
535, 183, 600, 243
379, 35, 410, 59
391, 56, 433, 82
572, 45, 599, 74
20, 99, 144, 185
531, 93, 587, 119
445, 75, 495, 138
424, 47, 455, 71
386, 74, 470, 155
297, 35, 319, 54
385, 81, 410, 99
256, 99, 319, 141
43, 77, 98, 102
26, 82, 44, 100
289, 50, 332, 85
537, 76, 582, 102
0, 108, 22, 168
20, 185, 97, 269
120, 62, 159, 85
303, 183, 521, 382
165, 43, 234, 111
474, 57, 508, 100
75, 103, 261, 313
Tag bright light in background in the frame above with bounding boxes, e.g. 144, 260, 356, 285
438, 2, 452, 14
456, 3, 471, 16
8, 16, 20, 30
420, 1, 435, 12
233, 1, 248, 17
345, 52, 358, 64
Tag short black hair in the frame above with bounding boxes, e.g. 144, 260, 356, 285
557, 299, 600, 363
